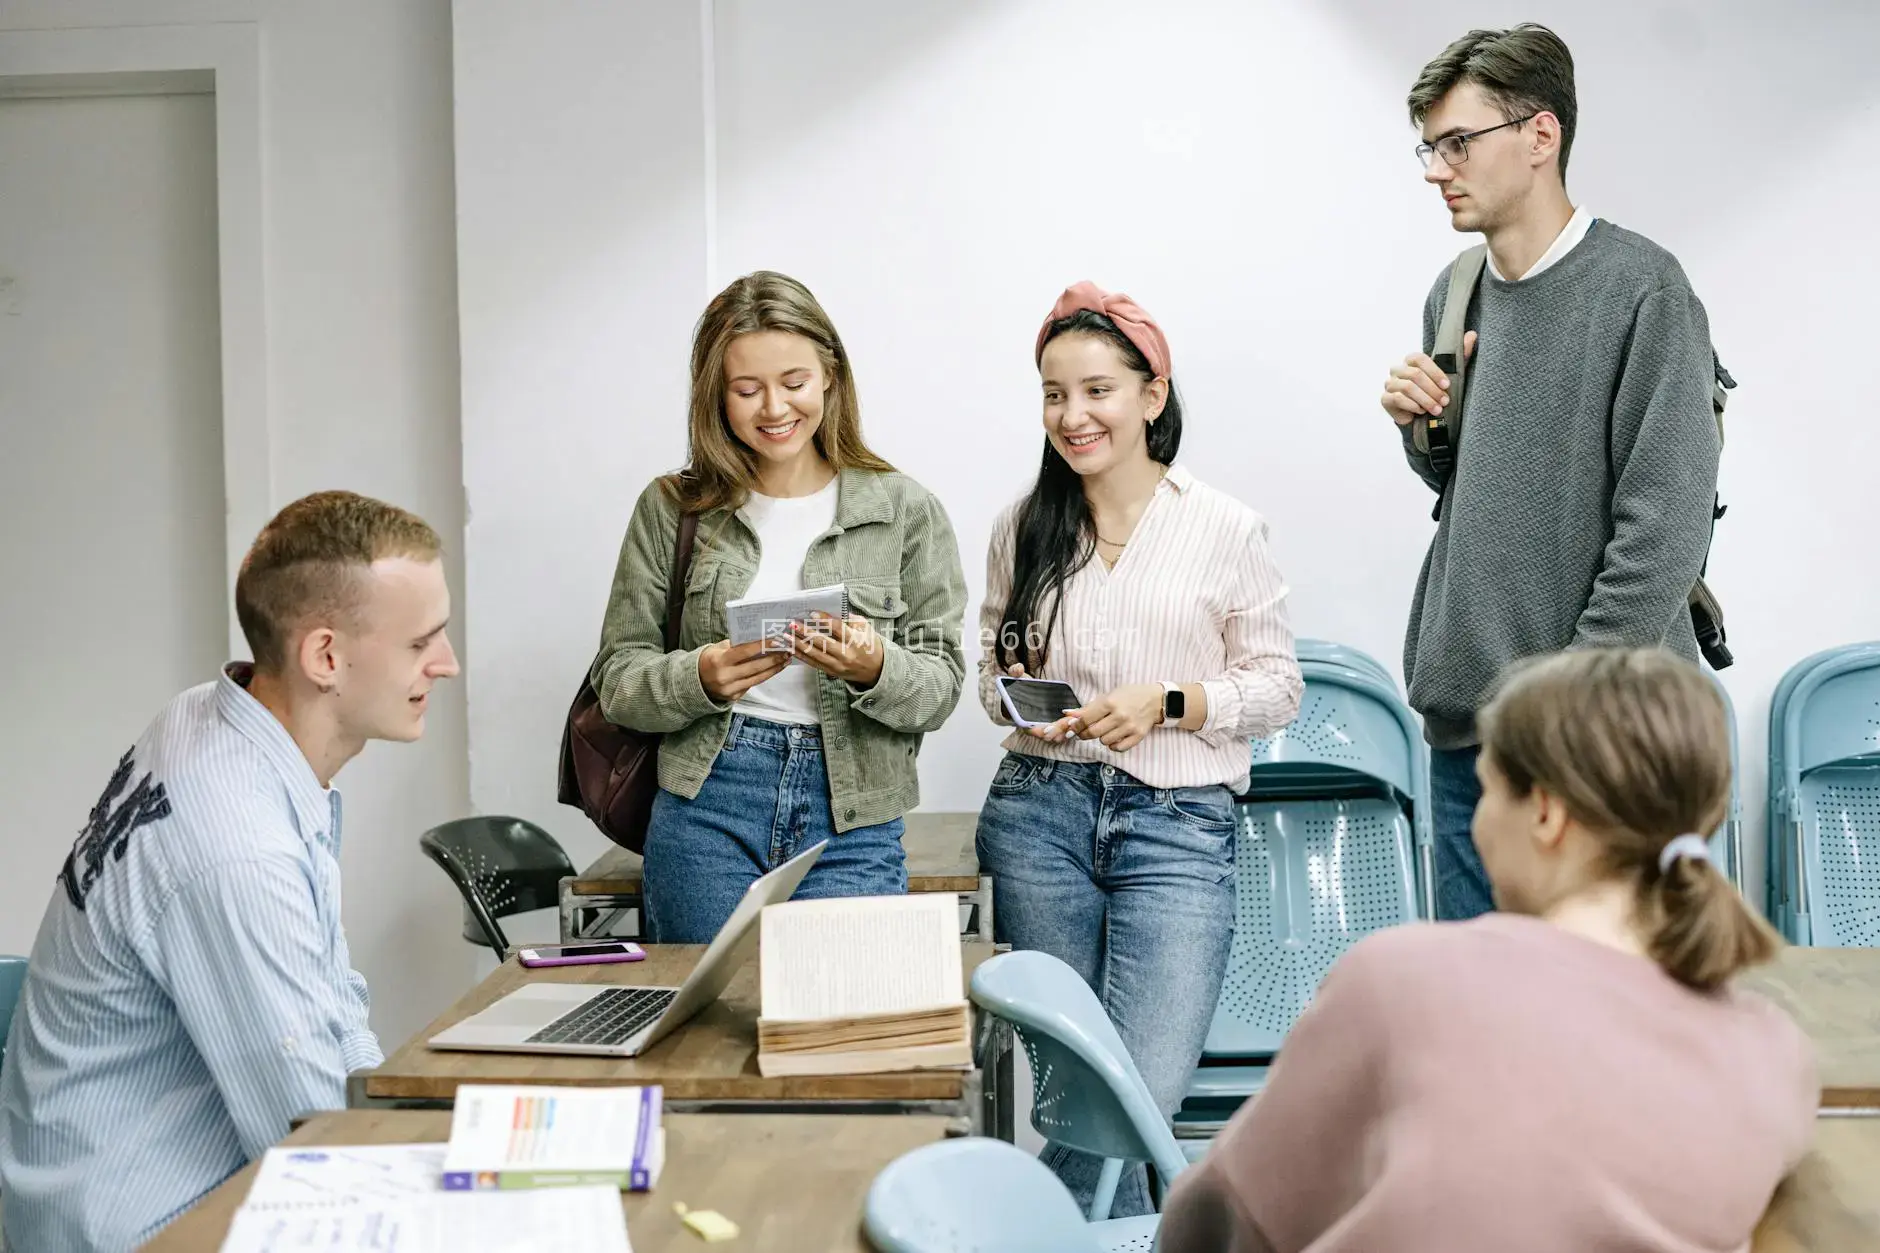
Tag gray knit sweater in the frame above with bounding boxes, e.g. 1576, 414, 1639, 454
1401, 220, 1721, 748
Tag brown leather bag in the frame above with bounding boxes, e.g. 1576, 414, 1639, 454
557, 512, 700, 852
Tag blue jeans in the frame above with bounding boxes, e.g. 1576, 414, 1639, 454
975, 754, 1235, 1219
643, 715, 908, 942
1430, 744, 1493, 921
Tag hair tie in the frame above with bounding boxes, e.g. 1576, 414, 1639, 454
1035, 280, 1172, 380
1658, 834, 1712, 874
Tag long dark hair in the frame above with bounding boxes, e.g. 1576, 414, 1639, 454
996, 310, 1184, 675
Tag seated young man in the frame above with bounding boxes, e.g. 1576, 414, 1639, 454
0, 491, 460, 1251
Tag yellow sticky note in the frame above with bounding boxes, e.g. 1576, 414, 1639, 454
674, 1202, 740, 1243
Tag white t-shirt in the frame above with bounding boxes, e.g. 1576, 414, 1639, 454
731, 478, 840, 726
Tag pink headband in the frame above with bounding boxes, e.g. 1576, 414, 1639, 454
1034, 280, 1172, 380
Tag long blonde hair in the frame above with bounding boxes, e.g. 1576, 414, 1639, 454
668, 271, 893, 515
1478, 648, 1780, 991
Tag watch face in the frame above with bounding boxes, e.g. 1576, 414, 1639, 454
1165, 690, 1186, 718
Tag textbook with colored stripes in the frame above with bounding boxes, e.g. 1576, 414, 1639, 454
440, 1084, 664, 1192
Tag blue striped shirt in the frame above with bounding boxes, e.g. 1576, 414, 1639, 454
0, 665, 382, 1251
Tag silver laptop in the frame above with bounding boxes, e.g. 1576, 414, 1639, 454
428, 840, 827, 1058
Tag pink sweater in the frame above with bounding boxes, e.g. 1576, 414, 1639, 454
1159, 915, 1817, 1253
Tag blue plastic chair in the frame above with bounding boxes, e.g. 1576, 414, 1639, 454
1768, 645, 1880, 944
864, 1137, 1157, 1253
968, 950, 1183, 1233
1176, 659, 1428, 1140
0, 955, 26, 1074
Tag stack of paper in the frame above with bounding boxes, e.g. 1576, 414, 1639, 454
756, 893, 973, 1077
443, 1085, 665, 1192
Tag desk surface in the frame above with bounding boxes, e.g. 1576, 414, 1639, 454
1754, 1118, 1880, 1251
570, 811, 980, 895
139, 1109, 949, 1253
364, 943, 995, 1104
1741, 946, 1880, 1108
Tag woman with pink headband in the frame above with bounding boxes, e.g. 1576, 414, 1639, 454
974, 281, 1304, 1217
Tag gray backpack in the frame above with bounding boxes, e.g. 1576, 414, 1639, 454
1410, 245, 1736, 669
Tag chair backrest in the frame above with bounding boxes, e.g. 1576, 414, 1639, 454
0, 955, 27, 1072
418, 816, 576, 952
1206, 795, 1417, 1058
864, 1137, 1105, 1253
1246, 659, 1434, 921
1767, 647, 1880, 944
1294, 638, 1396, 693
968, 951, 1188, 1188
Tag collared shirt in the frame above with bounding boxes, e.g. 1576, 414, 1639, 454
1487, 203, 1595, 281
0, 665, 381, 1252
977, 465, 1304, 791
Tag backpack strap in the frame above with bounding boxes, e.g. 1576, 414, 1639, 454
1412, 243, 1489, 486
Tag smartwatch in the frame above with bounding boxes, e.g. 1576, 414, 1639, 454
1160, 681, 1185, 723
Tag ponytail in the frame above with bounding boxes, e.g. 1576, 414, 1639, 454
1479, 648, 1782, 991
1641, 850, 1781, 992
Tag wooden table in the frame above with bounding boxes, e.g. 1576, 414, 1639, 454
353, 943, 1015, 1140
561, 811, 993, 943
140, 1109, 949, 1253
1754, 1118, 1880, 1250
1741, 946, 1880, 1110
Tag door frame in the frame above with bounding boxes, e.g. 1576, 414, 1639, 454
0, 19, 266, 657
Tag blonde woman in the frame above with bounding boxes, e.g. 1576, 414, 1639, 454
1160, 648, 1815, 1253
591, 271, 967, 942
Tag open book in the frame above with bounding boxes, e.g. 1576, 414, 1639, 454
756, 893, 973, 1078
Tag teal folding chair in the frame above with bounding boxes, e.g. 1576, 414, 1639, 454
1178, 657, 1427, 1143
1768, 645, 1880, 944
864, 1137, 1155, 1253
968, 950, 1182, 1236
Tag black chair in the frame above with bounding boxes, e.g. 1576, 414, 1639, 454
419, 816, 576, 953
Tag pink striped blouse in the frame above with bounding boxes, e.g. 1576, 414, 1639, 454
976, 465, 1303, 791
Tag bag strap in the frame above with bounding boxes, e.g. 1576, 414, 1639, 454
662, 513, 700, 652
1412, 244, 1488, 488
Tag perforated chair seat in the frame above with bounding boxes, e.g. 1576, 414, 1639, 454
1204, 798, 1417, 1058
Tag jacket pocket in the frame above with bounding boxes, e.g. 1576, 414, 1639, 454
846, 580, 908, 645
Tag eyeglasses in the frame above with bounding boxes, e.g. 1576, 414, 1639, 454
1415, 113, 1537, 168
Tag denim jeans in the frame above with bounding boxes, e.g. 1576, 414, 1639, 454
1430, 744, 1494, 921
643, 715, 908, 943
975, 753, 1235, 1219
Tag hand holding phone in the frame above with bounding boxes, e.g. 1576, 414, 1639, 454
516, 942, 646, 968
995, 674, 1084, 729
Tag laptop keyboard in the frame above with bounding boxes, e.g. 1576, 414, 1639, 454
526, 987, 677, 1047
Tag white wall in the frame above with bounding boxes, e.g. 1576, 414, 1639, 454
454, 1, 1879, 911
0, 0, 474, 1049
0, 91, 226, 957
452, 0, 709, 877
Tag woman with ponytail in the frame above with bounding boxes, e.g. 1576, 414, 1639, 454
1160, 647, 1817, 1253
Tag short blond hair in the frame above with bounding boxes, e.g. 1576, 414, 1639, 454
235, 491, 441, 673
1479, 648, 1779, 990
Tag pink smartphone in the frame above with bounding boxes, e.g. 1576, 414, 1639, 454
516, 941, 646, 968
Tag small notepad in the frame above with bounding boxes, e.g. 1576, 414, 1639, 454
725, 584, 850, 657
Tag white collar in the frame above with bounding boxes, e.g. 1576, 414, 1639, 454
1487, 204, 1594, 282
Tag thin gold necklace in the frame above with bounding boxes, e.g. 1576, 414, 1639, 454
1095, 466, 1168, 547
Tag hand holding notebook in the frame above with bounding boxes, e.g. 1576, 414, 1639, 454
724, 584, 849, 660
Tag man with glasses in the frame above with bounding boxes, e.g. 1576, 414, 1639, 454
1378, 24, 1722, 920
